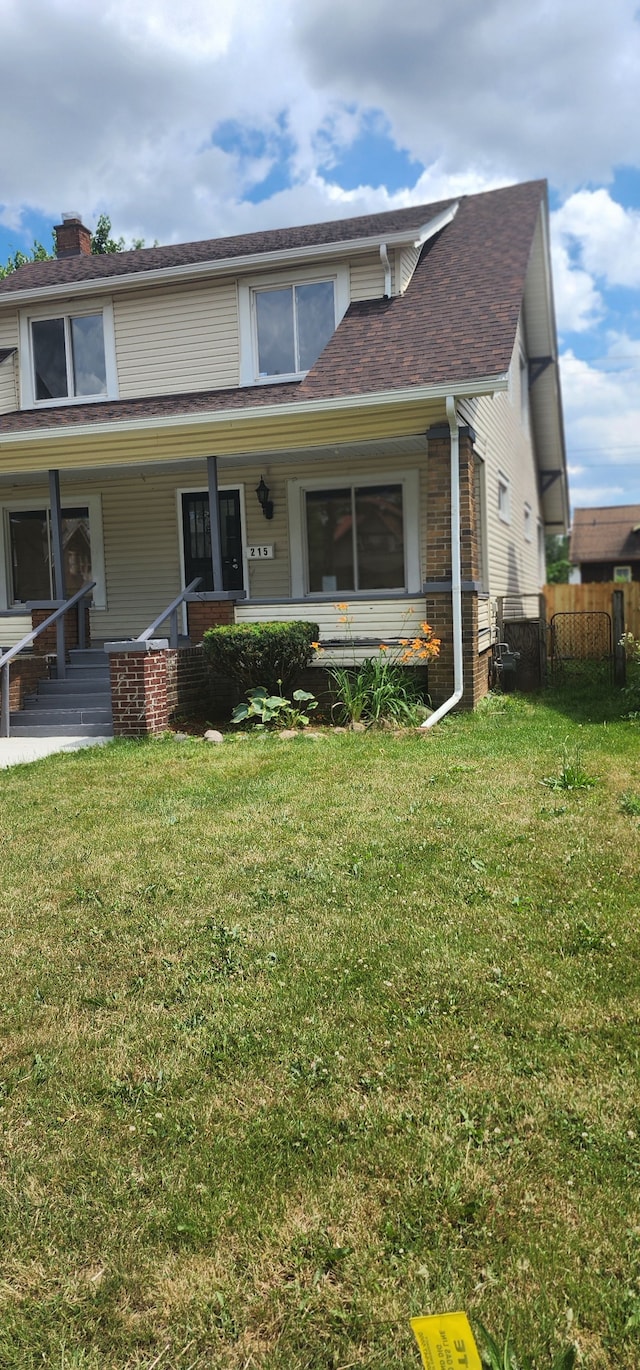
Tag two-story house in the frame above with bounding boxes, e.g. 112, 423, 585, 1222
0, 179, 568, 734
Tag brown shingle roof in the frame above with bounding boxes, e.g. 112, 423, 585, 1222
0, 200, 453, 295
0, 179, 548, 435
300, 180, 544, 396
0, 381, 301, 433
570, 505, 640, 563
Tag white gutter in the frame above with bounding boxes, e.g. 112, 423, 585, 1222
422, 395, 463, 728
0, 205, 460, 308
0, 373, 508, 446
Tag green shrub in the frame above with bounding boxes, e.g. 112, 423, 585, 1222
202, 621, 319, 696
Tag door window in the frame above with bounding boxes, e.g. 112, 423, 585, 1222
181, 491, 244, 592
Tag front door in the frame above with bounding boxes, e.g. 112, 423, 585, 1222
181, 491, 244, 593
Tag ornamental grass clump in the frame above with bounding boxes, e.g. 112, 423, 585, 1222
327, 604, 440, 727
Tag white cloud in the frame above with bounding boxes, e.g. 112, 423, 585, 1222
292, 0, 640, 186
551, 239, 603, 335
0, 0, 639, 246
553, 189, 640, 289
561, 344, 640, 506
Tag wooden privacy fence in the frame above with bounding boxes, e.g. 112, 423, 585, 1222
544, 582, 640, 639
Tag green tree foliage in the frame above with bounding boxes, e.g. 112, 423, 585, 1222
545, 533, 571, 583
0, 215, 150, 278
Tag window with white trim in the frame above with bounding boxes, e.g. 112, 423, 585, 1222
288, 471, 420, 597
0, 495, 106, 608
239, 267, 349, 385
614, 565, 632, 582
498, 472, 511, 524
20, 301, 117, 407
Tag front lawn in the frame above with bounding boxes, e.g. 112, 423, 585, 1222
0, 691, 638, 1368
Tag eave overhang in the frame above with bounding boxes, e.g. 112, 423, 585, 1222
0, 205, 459, 308
0, 371, 508, 448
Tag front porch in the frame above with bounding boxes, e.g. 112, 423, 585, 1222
0, 424, 492, 736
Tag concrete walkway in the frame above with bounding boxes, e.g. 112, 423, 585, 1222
0, 736, 112, 769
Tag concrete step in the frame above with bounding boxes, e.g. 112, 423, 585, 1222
37, 678, 111, 697
9, 722, 114, 738
68, 648, 108, 665
58, 666, 111, 682
11, 707, 113, 727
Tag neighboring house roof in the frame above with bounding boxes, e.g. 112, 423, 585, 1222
570, 505, 640, 564
0, 348, 17, 363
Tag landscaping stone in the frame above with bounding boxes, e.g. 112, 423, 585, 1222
204, 729, 225, 744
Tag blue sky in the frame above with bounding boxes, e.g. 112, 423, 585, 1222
1, 0, 640, 517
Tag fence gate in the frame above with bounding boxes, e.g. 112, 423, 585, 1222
549, 611, 613, 684
496, 595, 547, 690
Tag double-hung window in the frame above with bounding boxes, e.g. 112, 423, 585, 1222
289, 472, 420, 596
21, 301, 116, 407
239, 267, 348, 385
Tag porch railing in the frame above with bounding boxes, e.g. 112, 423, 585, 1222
136, 578, 202, 650
0, 581, 96, 738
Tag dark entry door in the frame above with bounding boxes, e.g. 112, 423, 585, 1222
182, 490, 244, 592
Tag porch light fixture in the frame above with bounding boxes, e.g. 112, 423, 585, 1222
256, 476, 274, 520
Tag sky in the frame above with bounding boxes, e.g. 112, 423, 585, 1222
1, 0, 639, 520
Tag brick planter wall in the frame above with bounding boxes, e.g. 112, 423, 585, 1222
106, 640, 170, 737
30, 603, 90, 658
187, 599, 235, 643
0, 655, 51, 718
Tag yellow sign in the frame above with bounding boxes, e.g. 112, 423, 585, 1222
410, 1312, 482, 1370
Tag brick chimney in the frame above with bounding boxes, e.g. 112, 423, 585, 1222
54, 212, 92, 258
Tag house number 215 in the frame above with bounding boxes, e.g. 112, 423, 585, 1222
247, 545, 274, 559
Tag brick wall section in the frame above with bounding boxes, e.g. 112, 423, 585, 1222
107, 644, 170, 737
165, 645, 209, 717
0, 655, 51, 717
30, 603, 90, 658
425, 423, 490, 711
187, 599, 235, 643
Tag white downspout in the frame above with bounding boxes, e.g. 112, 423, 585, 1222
379, 243, 392, 298
422, 394, 464, 728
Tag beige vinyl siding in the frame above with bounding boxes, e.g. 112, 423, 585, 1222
236, 597, 427, 663
113, 280, 239, 399
459, 319, 544, 606
0, 356, 17, 414
0, 310, 19, 413
349, 254, 385, 301
398, 244, 421, 293
8, 443, 428, 640
0, 614, 31, 648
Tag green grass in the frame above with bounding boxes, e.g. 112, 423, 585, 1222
0, 688, 638, 1368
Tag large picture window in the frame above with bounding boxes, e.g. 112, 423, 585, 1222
306, 484, 405, 592
0, 496, 106, 609
288, 472, 420, 597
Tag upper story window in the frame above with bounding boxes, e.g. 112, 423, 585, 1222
256, 281, 335, 378
20, 300, 117, 408
498, 472, 511, 524
239, 266, 349, 386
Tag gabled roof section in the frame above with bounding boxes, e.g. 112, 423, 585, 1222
570, 505, 640, 563
300, 180, 547, 395
0, 348, 17, 363
0, 200, 455, 298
